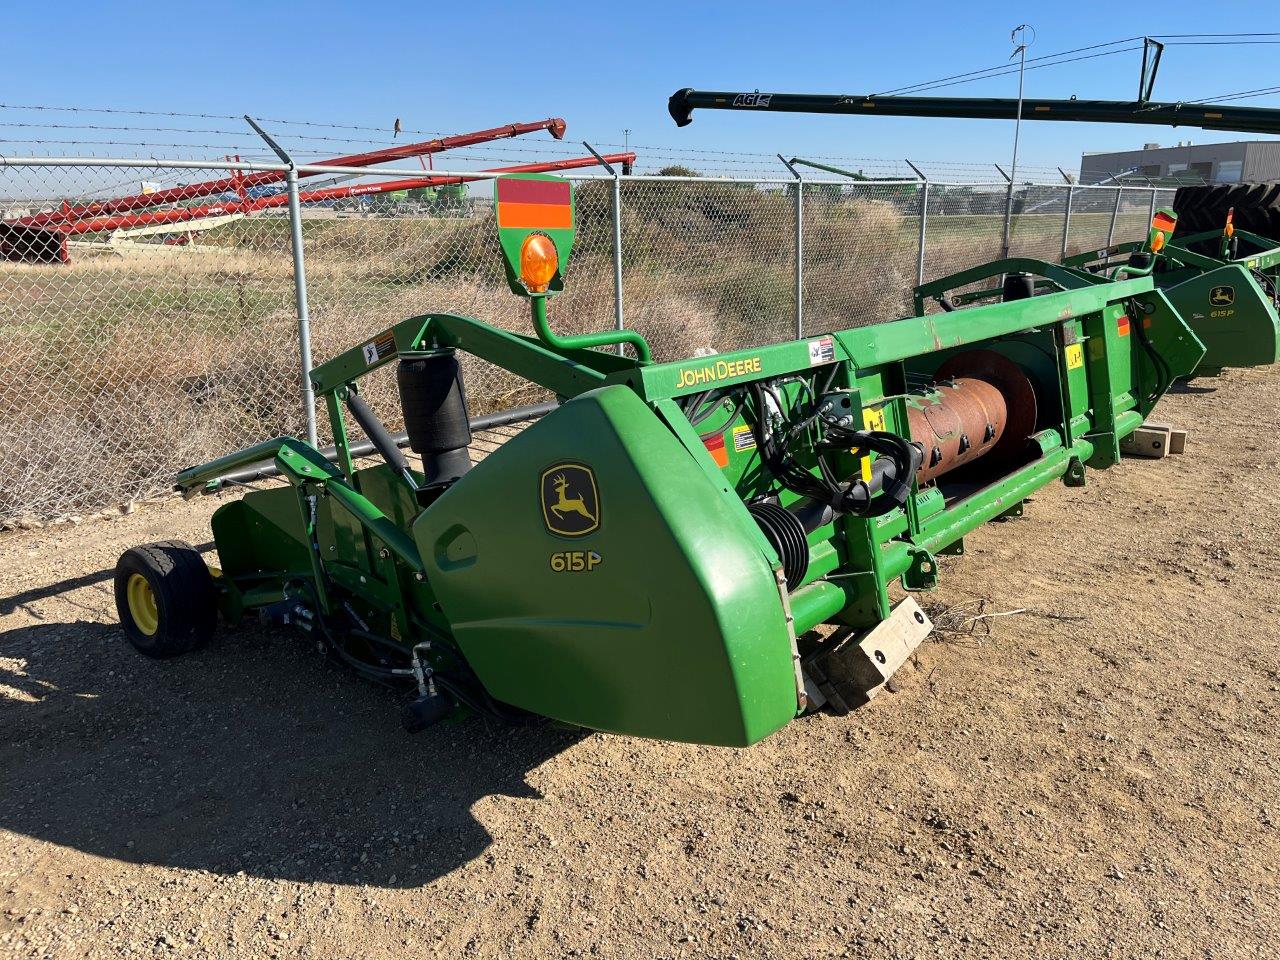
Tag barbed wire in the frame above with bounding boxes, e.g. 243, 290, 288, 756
0, 97, 1080, 185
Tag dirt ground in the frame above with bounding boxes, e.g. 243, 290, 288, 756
1, 366, 1278, 960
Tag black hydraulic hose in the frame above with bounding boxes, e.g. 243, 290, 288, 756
1127, 297, 1171, 402
825, 429, 922, 516
749, 377, 920, 518
433, 673, 543, 726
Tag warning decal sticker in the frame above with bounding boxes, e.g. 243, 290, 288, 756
808, 336, 835, 366
362, 330, 397, 366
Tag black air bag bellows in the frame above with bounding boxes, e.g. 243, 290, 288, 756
397, 351, 472, 485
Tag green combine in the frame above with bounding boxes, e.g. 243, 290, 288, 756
116, 172, 1210, 747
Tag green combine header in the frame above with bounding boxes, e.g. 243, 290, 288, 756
116, 172, 1210, 747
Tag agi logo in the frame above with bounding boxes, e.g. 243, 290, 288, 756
540, 463, 600, 537
732, 93, 773, 108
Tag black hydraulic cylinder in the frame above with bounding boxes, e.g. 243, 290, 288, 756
346, 390, 416, 488
668, 89, 1280, 136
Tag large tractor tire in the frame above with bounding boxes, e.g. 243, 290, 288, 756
114, 540, 217, 658
1172, 181, 1280, 252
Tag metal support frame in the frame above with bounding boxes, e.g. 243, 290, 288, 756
779, 155, 804, 338
1106, 186, 1124, 247
246, 115, 318, 448
583, 141, 625, 334
1061, 184, 1075, 259
1148, 187, 1159, 223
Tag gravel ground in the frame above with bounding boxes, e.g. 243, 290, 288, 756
1, 366, 1278, 959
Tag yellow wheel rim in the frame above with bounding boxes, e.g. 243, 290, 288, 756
126, 573, 160, 636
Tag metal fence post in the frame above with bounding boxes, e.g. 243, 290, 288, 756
1061, 184, 1075, 259
246, 116, 317, 447
1148, 187, 1159, 223
611, 173, 624, 332
904, 160, 930, 285
1106, 186, 1123, 248
916, 181, 930, 285
998, 164, 1014, 258
779, 155, 803, 339
286, 169, 318, 448
583, 142, 624, 334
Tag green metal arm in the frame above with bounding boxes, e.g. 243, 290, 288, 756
175, 438, 293, 495
1061, 241, 1145, 270
1165, 229, 1280, 270
911, 257, 1103, 315
529, 296, 652, 363
273, 440, 424, 574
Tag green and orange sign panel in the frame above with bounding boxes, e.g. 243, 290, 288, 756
495, 174, 576, 296
1148, 208, 1177, 252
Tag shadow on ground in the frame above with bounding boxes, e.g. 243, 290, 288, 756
0, 614, 583, 888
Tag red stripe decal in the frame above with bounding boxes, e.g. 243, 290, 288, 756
497, 178, 571, 205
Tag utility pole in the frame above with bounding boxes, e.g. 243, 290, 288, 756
1002, 23, 1035, 257
624, 129, 631, 153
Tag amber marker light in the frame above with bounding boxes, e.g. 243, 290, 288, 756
520, 233, 558, 293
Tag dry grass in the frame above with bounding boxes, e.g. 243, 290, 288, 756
1, 200, 1075, 522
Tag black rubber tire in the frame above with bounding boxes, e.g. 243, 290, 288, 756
114, 540, 217, 658
1173, 181, 1280, 253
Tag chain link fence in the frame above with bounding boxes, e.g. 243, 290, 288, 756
0, 158, 1171, 524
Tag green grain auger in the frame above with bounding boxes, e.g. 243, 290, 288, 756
115, 173, 1204, 747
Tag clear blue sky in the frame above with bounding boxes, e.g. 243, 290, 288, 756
3, 1, 1276, 177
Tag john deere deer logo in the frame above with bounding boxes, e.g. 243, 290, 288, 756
1209, 285, 1235, 306
540, 463, 600, 537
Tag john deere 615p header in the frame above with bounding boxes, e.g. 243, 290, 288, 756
115, 169, 1216, 746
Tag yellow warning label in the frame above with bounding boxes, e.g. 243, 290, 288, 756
859, 407, 885, 483
1065, 343, 1084, 370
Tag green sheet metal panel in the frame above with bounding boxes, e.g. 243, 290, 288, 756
412, 384, 798, 747
1163, 264, 1280, 372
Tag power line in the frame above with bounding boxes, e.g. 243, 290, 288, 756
1163, 39, 1280, 45
874, 36, 1143, 96
873, 32, 1280, 99
1152, 32, 1280, 38
887, 47, 1144, 97
1189, 84, 1280, 105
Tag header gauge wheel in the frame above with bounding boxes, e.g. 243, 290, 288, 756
114, 541, 217, 658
